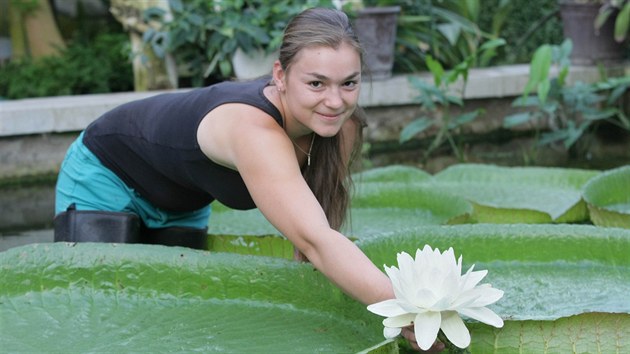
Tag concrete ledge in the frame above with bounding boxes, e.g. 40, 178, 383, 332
0, 91, 173, 136
2, 64, 624, 137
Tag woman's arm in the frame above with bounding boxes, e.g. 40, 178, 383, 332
198, 105, 393, 305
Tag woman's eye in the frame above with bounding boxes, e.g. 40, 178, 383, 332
344, 81, 358, 88
309, 81, 323, 88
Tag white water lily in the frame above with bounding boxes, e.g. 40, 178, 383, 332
367, 245, 504, 351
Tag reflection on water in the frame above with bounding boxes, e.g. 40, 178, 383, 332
1, 183, 55, 251
0, 229, 53, 252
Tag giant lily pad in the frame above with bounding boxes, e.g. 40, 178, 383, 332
352, 164, 432, 183
431, 164, 600, 223
357, 224, 630, 352
583, 165, 630, 228
0, 243, 391, 353
206, 166, 472, 250
467, 312, 629, 353
350, 182, 473, 238
350, 165, 473, 238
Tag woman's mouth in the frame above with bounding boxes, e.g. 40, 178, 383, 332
317, 111, 343, 120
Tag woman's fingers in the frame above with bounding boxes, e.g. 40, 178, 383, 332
401, 326, 445, 353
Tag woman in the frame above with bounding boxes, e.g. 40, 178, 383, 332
54, 8, 443, 352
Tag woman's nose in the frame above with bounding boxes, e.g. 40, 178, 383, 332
324, 87, 343, 109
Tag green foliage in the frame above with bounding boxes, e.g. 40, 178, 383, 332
398, 39, 505, 162
503, 39, 630, 151
143, 0, 333, 85
0, 33, 133, 99
389, 0, 511, 73
480, 0, 564, 65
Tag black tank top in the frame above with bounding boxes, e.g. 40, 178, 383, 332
83, 77, 282, 212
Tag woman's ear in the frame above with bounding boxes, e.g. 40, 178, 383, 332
272, 60, 286, 92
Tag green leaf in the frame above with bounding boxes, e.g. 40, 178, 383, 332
583, 165, 630, 228
437, 22, 462, 46
594, 8, 613, 30
615, 2, 630, 42
425, 55, 445, 86
352, 165, 432, 183
399, 117, 433, 143
208, 206, 280, 237
479, 38, 506, 52
448, 110, 480, 129
350, 182, 473, 233
358, 223, 630, 319
512, 95, 540, 107
537, 77, 551, 104
583, 108, 617, 121
0, 243, 384, 353
468, 313, 630, 353
431, 164, 600, 222
503, 112, 532, 128
524, 44, 552, 98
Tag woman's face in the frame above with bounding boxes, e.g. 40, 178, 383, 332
277, 42, 362, 138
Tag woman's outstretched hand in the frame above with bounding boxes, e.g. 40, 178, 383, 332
401, 327, 445, 353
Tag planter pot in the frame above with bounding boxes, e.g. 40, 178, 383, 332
354, 6, 400, 80
559, 2, 626, 65
232, 47, 278, 80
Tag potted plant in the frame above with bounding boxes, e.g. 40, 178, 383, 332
228, 1, 334, 79
144, 0, 334, 85
344, 0, 401, 80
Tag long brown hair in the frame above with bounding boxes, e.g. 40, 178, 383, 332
278, 8, 366, 230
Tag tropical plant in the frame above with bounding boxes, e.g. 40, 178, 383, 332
389, 0, 512, 73
503, 39, 630, 151
398, 38, 506, 163
143, 0, 333, 85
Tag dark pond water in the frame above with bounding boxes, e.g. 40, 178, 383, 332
0, 182, 55, 251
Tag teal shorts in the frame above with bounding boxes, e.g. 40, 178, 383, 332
55, 132, 211, 229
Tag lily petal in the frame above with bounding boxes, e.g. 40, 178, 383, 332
413, 311, 441, 351
464, 286, 504, 307
383, 313, 416, 328
440, 311, 471, 349
367, 299, 406, 317
383, 326, 402, 339
458, 306, 504, 328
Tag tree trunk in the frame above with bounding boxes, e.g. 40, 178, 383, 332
110, 0, 177, 91
23, 0, 66, 58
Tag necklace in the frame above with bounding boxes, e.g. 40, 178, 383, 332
292, 133, 316, 166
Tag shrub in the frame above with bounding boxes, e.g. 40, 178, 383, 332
0, 33, 133, 99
